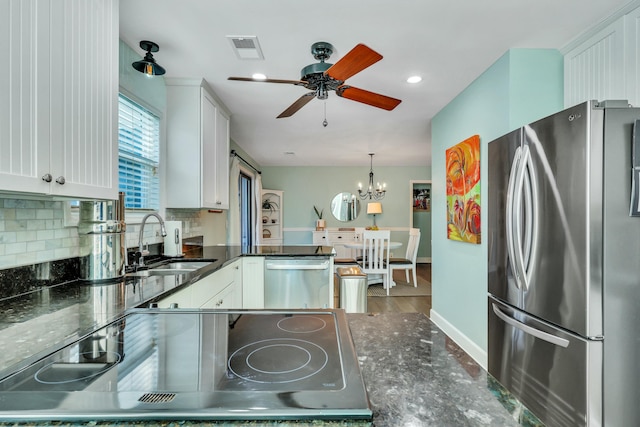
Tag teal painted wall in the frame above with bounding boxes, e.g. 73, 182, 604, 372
431, 49, 563, 351
414, 210, 431, 259
261, 166, 430, 247
119, 40, 166, 112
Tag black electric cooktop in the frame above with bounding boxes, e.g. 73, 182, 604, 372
0, 308, 371, 422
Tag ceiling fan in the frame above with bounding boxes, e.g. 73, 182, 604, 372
228, 42, 402, 118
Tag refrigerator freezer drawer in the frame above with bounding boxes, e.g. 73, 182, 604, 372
488, 297, 602, 427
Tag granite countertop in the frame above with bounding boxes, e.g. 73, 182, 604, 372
0, 312, 538, 427
0, 245, 335, 375
0, 245, 539, 426
348, 313, 539, 426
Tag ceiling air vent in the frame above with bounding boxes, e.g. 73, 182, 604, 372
227, 35, 265, 60
138, 392, 176, 404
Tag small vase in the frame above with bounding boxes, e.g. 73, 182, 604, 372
316, 219, 326, 230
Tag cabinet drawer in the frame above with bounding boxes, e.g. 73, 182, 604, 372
190, 261, 239, 305
201, 282, 236, 309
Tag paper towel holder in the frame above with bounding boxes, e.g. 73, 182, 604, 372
163, 221, 185, 257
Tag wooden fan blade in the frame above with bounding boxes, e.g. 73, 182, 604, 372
228, 76, 307, 85
277, 92, 316, 118
324, 44, 383, 81
336, 85, 401, 111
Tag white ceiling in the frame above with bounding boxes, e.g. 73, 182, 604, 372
119, 0, 631, 167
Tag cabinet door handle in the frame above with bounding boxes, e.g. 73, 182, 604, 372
42, 173, 53, 183
55, 176, 66, 185
216, 201, 221, 205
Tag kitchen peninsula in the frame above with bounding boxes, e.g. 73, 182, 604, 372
0, 244, 539, 426
0, 312, 538, 426
0, 244, 334, 372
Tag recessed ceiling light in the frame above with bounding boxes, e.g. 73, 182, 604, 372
407, 75, 422, 84
252, 73, 267, 80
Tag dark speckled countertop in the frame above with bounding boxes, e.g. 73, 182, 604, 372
0, 245, 540, 426
0, 245, 335, 374
0, 313, 540, 427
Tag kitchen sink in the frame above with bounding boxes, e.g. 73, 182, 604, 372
126, 260, 215, 277
156, 261, 213, 270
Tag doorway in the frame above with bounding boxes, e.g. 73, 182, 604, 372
239, 171, 253, 246
410, 180, 432, 263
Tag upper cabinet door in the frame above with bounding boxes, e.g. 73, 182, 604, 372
166, 79, 231, 209
48, 0, 119, 199
0, 0, 118, 199
0, 0, 50, 194
214, 107, 230, 209
201, 89, 218, 208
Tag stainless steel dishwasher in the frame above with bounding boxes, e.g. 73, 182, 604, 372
264, 257, 332, 308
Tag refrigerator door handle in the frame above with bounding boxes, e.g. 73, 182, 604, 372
492, 303, 570, 348
506, 146, 522, 289
522, 150, 539, 290
512, 146, 531, 290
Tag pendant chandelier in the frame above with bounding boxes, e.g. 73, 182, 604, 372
358, 153, 386, 200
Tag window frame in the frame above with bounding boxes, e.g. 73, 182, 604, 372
117, 92, 161, 214
65, 90, 165, 228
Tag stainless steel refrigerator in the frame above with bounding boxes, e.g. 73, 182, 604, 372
487, 100, 640, 427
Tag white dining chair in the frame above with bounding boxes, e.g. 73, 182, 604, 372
326, 229, 359, 273
359, 230, 391, 295
389, 228, 421, 287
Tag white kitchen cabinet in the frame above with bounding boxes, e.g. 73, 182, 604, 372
563, 5, 640, 108
242, 257, 265, 309
156, 284, 192, 309
157, 260, 242, 309
214, 107, 230, 208
261, 189, 283, 244
0, 0, 118, 199
200, 282, 237, 309
165, 78, 230, 209
193, 260, 241, 308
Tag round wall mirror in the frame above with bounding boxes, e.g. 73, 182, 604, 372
330, 192, 361, 222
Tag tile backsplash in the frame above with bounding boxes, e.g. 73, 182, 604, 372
0, 198, 77, 269
0, 197, 207, 270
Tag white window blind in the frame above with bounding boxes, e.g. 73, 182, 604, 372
118, 95, 160, 210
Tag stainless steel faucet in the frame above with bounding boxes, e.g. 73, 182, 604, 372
137, 212, 167, 267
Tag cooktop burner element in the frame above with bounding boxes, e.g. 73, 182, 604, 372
228, 338, 329, 384
0, 309, 372, 422
221, 313, 343, 391
277, 315, 327, 333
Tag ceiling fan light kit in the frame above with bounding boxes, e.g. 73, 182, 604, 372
228, 41, 401, 118
132, 40, 166, 76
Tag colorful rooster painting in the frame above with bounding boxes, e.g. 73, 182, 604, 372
446, 135, 481, 244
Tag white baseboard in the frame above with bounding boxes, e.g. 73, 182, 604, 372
417, 257, 431, 264
429, 309, 487, 370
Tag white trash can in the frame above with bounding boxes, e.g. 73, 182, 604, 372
337, 266, 368, 313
